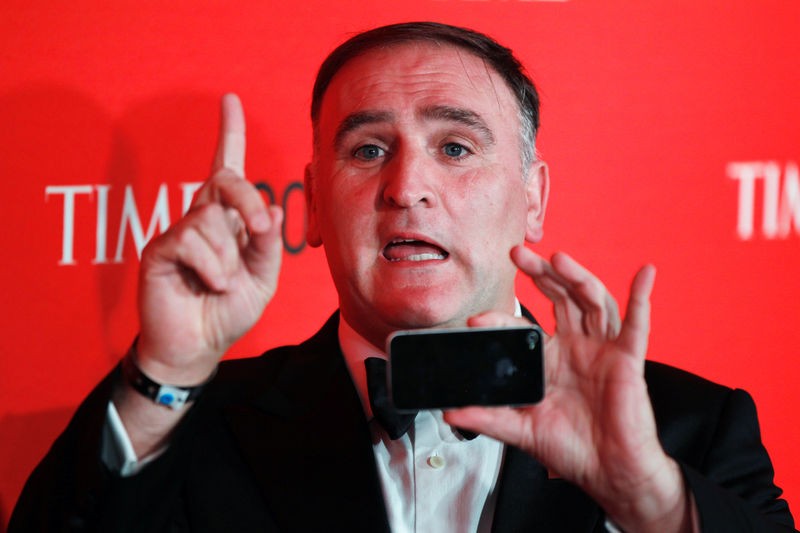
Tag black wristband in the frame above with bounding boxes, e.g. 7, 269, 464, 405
122, 340, 216, 410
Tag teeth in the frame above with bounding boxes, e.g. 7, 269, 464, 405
389, 253, 446, 262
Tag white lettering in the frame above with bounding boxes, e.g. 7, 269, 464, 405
727, 162, 761, 240
45, 185, 93, 265
48, 180, 307, 265
181, 182, 203, 215
113, 184, 170, 262
762, 161, 781, 238
93, 184, 110, 264
780, 162, 800, 238
728, 160, 800, 240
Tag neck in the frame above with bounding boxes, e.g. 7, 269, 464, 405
339, 297, 521, 352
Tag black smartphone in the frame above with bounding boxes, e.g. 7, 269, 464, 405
387, 325, 545, 411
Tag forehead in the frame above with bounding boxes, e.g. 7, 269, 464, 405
316, 42, 520, 134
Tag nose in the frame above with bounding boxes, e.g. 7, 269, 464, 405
381, 148, 438, 208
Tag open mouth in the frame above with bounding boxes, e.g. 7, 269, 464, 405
383, 238, 449, 262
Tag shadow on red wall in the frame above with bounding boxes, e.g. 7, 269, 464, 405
0, 407, 76, 532
0, 85, 231, 529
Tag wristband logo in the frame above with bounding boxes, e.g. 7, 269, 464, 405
44, 180, 306, 266
728, 161, 800, 240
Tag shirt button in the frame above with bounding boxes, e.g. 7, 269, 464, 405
427, 455, 446, 469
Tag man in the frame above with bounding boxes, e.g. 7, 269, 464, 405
10, 22, 795, 532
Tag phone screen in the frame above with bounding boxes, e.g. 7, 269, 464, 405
388, 326, 544, 411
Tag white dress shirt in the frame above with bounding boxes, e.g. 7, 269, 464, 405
103, 324, 505, 532
338, 316, 505, 533
103, 302, 624, 532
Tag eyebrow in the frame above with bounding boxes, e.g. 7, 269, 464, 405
419, 105, 495, 145
334, 110, 394, 149
332, 105, 496, 149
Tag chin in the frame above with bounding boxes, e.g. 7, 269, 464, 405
377, 294, 467, 331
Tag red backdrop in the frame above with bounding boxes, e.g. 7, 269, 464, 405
1, 0, 798, 528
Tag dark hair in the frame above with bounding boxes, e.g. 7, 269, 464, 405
310, 22, 540, 168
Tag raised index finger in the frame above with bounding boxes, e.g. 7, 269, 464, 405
211, 93, 246, 177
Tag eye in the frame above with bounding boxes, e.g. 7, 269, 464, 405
353, 144, 385, 161
442, 142, 471, 159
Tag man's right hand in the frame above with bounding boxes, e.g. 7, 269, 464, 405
135, 93, 283, 386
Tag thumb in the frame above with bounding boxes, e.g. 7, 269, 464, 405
243, 205, 284, 287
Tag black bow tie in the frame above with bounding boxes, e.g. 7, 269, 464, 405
364, 357, 477, 441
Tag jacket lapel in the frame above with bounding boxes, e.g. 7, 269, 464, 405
492, 446, 604, 532
221, 310, 605, 532
492, 312, 605, 533
223, 313, 391, 532
492, 307, 605, 533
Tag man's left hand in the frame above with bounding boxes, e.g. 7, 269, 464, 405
444, 245, 697, 533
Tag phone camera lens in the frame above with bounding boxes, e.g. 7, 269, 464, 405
527, 331, 539, 350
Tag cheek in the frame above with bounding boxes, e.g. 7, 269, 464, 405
450, 168, 500, 208
453, 168, 527, 228
320, 181, 378, 258
321, 172, 374, 226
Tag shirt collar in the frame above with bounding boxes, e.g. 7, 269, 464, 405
338, 315, 384, 420
338, 299, 523, 421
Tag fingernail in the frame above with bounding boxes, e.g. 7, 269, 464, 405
251, 212, 270, 232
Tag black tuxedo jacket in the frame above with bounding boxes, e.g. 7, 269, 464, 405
10, 312, 796, 532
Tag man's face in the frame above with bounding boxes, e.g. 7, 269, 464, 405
306, 42, 547, 348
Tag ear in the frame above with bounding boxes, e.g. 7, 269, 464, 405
304, 163, 322, 248
524, 160, 549, 243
